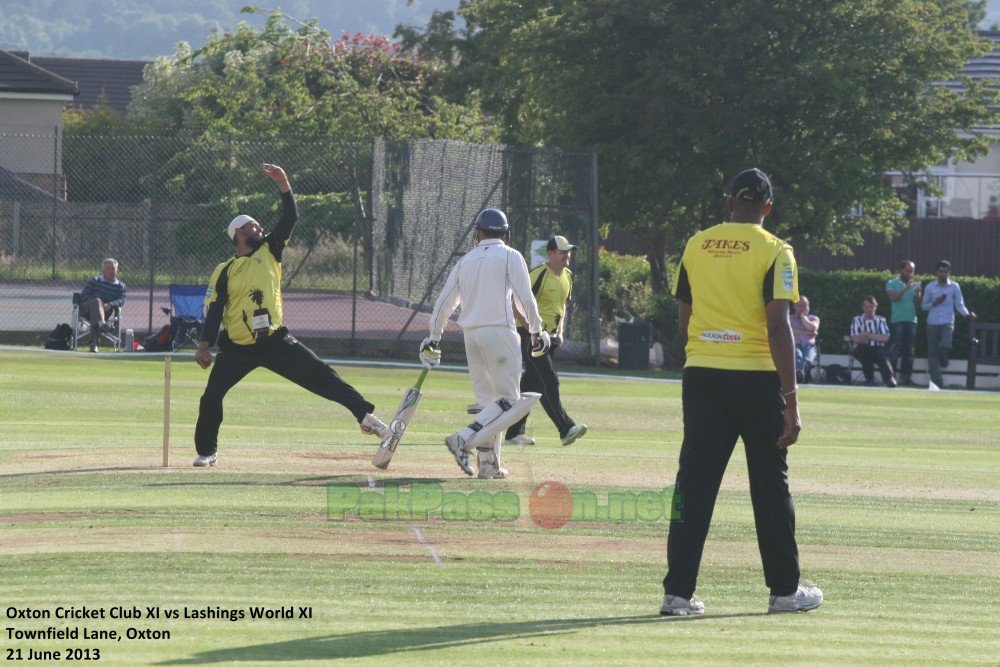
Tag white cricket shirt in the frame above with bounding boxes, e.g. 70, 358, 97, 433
429, 238, 544, 337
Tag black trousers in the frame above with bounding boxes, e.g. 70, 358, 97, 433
195, 328, 374, 456
851, 344, 895, 385
663, 367, 800, 599
505, 328, 575, 439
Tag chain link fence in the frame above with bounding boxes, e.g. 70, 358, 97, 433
0, 129, 599, 362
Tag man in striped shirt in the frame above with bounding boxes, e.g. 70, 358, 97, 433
849, 295, 896, 387
79, 258, 126, 353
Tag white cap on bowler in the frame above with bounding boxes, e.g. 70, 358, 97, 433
227, 214, 255, 240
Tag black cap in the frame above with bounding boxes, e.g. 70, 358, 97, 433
729, 168, 773, 203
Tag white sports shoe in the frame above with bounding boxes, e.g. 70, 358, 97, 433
660, 593, 705, 616
768, 582, 823, 614
478, 467, 509, 480
561, 424, 588, 446
360, 413, 391, 440
444, 434, 474, 476
192, 453, 217, 467
505, 434, 535, 446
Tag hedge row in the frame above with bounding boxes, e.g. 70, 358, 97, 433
599, 250, 998, 364
798, 268, 999, 360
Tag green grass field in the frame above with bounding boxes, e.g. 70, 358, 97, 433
2, 348, 999, 666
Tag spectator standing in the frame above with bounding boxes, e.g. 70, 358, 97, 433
885, 260, 922, 386
921, 260, 975, 388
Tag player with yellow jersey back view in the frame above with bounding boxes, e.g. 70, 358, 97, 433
191, 163, 391, 468
659, 168, 822, 617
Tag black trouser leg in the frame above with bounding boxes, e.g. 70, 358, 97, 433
506, 329, 574, 439
730, 377, 800, 597
663, 368, 739, 599
194, 346, 258, 456
663, 368, 800, 598
262, 333, 374, 422
854, 346, 894, 385
853, 346, 876, 383
875, 348, 895, 385
507, 329, 536, 439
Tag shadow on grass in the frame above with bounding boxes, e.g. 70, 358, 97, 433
0, 467, 447, 488
156, 613, 751, 664
0, 466, 169, 478
141, 476, 452, 488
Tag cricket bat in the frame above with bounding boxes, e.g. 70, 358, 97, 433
372, 368, 429, 470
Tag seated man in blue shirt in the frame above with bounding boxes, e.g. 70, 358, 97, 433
79, 257, 127, 352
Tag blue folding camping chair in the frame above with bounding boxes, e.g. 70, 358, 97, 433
163, 284, 208, 351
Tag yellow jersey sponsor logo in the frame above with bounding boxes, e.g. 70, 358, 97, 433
698, 329, 743, 343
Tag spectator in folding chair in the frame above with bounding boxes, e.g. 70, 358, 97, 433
790, 296, 819, 383
848, 295, 896, 387
78, 258, 126, 353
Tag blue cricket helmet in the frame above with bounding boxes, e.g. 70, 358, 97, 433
474, 208, 509, 232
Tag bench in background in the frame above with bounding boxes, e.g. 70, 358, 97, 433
967, 320, 1000, 389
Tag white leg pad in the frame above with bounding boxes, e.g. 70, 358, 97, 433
477, 433, 504, 479
457, 393, 540, 451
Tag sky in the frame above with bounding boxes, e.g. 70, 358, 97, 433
988, 0, 1000, 28
3, 2, 998, 61
0, 1, 464, 59
352, 0, 463, 36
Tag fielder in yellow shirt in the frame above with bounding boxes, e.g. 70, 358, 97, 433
506, 235, 587, 447
660, 168, 822, 617
191, 163, 391, 467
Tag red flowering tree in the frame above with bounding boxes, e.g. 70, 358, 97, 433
130, 11, 496, 142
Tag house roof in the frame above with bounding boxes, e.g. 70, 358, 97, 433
937, 31, 1000, 92
0, 167, 56, 202
31, 56, 148, 114
0, 50, 77, 97
931, 31, 1000, 138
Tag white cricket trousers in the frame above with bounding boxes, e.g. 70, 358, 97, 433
463, 325, 522, 407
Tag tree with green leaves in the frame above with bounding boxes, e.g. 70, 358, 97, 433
129, 9, 495, 143
116, 9, 500, 279
401, 0, 1000, 288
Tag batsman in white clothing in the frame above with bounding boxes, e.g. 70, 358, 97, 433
420, 208, 550, 479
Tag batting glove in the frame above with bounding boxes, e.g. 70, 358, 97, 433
419, 337, 441, 369
530, 330, 551, 357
